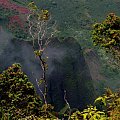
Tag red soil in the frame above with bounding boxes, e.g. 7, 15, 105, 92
0, 0, 30, 14
9, 15, 24, 28
0, 0, 30, 35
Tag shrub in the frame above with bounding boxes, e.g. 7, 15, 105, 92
92, 13, 120, 62
0, 63, 42, 119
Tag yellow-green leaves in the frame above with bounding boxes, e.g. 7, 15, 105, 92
38, 78, 44, 85
28, 1, 38, 11
70, 105, 107, 120
42, 9, 49, 20
95, 96, 107, 106
28, 2, 49, 21
92, 13, 120, 63
34, 50, 43, 57
38, 9, 49, 21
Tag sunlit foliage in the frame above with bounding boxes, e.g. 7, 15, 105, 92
0, 64, 42, 119
95, 88, 120, 120
92, 13, 120, 62
70, 106, 106, 120
70, 88, 120, 120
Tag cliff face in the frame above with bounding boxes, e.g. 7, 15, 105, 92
46, 38, 95, 110
0, 31, 95, 111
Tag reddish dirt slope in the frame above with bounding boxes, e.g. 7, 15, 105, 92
0, 0, 30, 36
0, 0, 29, 14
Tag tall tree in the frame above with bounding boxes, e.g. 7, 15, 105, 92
27, 1, 57, 109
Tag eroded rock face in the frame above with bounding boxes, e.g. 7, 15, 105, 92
46, 37, 95, 110
0, 33, 95, 111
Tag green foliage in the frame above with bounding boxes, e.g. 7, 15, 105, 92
70, 88, 120, 120
28, 1, 50, 21
0, 6, 18, 19
0, 64, 58, 119
11, 0, 27, 6
95, 88, 120, 120
34, 50, 43, 57
0, 63, 42, 119
20, 104, 57, 120
0, 64, 119, 120
70, 105, 107, 120
95, 96, 107, 107
92, 13, 120, 61
28, 1, 38, 11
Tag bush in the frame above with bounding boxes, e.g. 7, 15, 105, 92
92, 13, 120, 62
0, 63, 42, 119
70, 88, 120, 120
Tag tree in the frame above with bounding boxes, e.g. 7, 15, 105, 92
0, 64, 42, 119
94, 88, 120, 120
27, 1, 57, 113
92, 13, 120, 62
70, 88, 120, 120
27, 2, 73, 119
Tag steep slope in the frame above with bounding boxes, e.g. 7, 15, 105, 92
1, 0, 120, 47
33, 0, 120, 48
0, 0, 29, 14
46, 37, 95, 110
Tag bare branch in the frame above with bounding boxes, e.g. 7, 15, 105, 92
27, 7, 57, 105
64, 90, 71, 120
27, 14, 35, 47
64, 90, 71, 110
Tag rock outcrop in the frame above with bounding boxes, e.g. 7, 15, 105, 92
46, 37, 95, 110
0, 31, 95, 111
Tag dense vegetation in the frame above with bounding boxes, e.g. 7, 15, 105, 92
0, 64, 42, 119
0, 64, 57, 120
0, 1, 120, 120
92, 13, 120, 63
0, 64, 119, 120
71, 88, 120, 120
